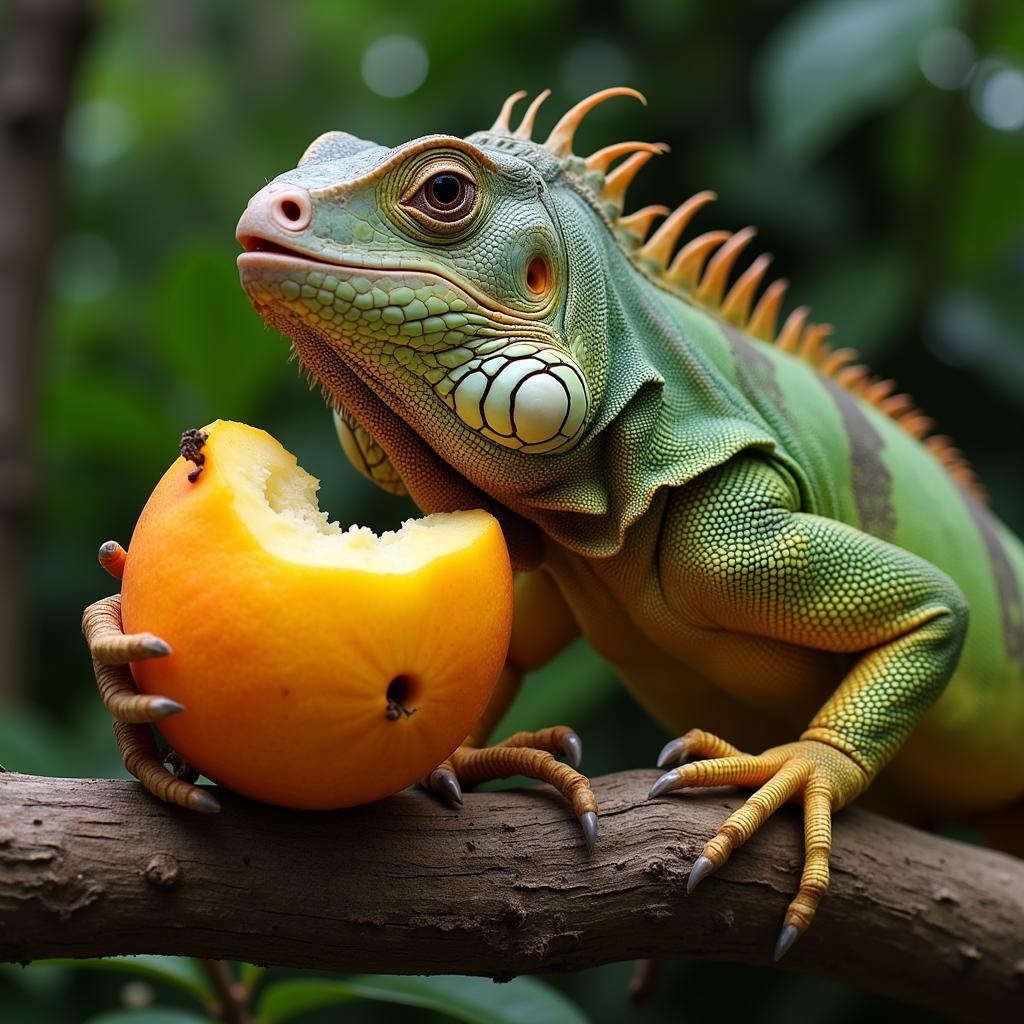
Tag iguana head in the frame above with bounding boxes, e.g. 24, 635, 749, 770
236, 88, 767, 564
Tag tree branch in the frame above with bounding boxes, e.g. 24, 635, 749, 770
197, 957, 252, 1024
0, 770, 1020, 1019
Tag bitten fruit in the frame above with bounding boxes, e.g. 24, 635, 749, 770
120, 420, 512, 809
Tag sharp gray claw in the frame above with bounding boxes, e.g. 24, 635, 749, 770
150, 697, 186, 718
648, 770, 683, 799
142, 636, 172, 657
579, 810, 598, 853
190, 790, 221, 814
560, 731, 583, 768
656, 737, 688, 768
686, 854, 715, 894
774, 923, 800, 961
430, 768, 463, 806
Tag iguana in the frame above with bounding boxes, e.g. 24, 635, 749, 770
83, 87, 1024, 959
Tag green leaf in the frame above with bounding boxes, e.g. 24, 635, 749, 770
83, 1010, 210, 1024
240, 961, 268, 995
756, 0, 960, 161
257, 978, 355, 1021
34, 957, 211, 1004
257, 974, 590, 1024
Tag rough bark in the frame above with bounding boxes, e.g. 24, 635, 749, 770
0, 770, 1021, 1020
0, 0, 94, 698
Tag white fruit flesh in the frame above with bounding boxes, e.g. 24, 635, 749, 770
208, 420, 497, 572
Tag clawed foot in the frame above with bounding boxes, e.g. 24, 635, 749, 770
83, 541, 220, 814
425, 726, 598, 851
649, 727, 867, 959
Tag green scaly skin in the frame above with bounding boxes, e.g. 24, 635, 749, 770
233, 91, 1024, 956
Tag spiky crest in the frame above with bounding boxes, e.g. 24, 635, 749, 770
481, 88, 986, 501
490, 90, 527, 133
514, 90, 551, 140
544, 86, 646, 157
586, 141, 664, 175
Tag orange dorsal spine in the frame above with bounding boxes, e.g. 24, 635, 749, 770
624, 190, 986, 501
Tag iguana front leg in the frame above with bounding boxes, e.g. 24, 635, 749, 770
651, 458, 968, 957
83, 542, 219, 812
424, 568, 599, 849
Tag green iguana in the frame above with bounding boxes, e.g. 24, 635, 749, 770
83, 88, 1024, 959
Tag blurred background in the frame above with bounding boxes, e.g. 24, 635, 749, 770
1, 0, 1021, 1021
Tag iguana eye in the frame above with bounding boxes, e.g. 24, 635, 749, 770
404, 167, 478, 230
427, 174, 463, 209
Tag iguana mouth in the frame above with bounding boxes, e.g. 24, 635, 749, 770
237, 232, 375, 269
238, 235, 310, 259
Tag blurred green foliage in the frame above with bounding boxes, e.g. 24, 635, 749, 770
1, 959, 586, 1024
3, 0, 1023, 1020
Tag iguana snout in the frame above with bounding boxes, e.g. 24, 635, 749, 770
237, 180, 312, 238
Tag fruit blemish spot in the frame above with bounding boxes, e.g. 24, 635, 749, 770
179, 428, 209, 482
385, 674, 418, 720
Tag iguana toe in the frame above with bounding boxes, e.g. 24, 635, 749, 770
648, 770, 682, 798
578, 809, 598, 852
655, 736, 689, 768
686, 854, 716, 894
428, 765, 463, 806
560, 730, 583, 768
774, 923, 801, 961
424, 728, 599, 852
189, 790, 222, 814
97, 539, 128, 580
112, 720, 220, 813
148, 697, 186, 718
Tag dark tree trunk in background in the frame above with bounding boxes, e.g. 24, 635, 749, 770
0, 0, 94, 699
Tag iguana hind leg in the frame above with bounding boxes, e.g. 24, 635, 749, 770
650, 730, 862, 958
651, 459, 968, 956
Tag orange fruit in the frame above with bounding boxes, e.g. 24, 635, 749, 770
120, 420, 512, 809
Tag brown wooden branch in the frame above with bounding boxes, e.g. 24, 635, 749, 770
0, 770, 1021, 1020
198, 957, 253, 1024
0, 0, 94, 698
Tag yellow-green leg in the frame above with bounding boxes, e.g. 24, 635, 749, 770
650, 459, 969, 955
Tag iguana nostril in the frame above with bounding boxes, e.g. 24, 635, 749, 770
271, 190, 311, 231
